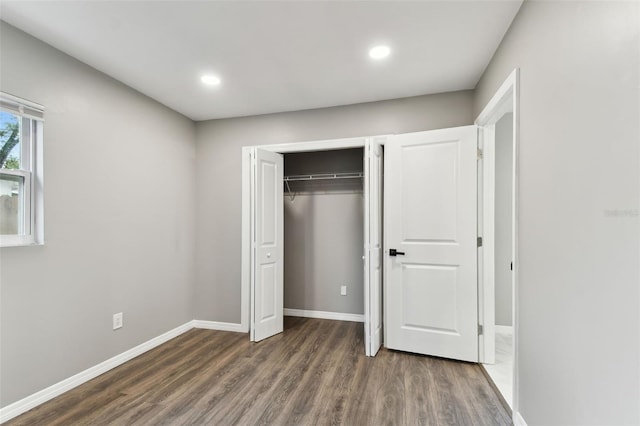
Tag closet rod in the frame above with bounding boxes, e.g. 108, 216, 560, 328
283, 172, 363, 182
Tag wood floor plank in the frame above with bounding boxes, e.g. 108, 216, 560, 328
7, 318, 511, 426
404, 351, 439, 425
376, 349, 408, 426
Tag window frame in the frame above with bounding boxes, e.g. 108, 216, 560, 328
0, 93, 44, 247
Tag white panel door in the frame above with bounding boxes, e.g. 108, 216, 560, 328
252, 148, 284, 342
364, 138, 384, 356
385, 126, 478, 362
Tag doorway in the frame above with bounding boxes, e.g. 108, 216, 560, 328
282, 149, 365, 323
241, 137, 383, 356
475, 69, 519, 410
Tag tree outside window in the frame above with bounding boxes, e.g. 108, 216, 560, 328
0, 111, 20, 169
0, 111, 22, 234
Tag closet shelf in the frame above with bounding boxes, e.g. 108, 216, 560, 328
284, 172, 363, 182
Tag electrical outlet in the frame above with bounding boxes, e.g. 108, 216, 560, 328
340, 285, 347, 296
113, 312, 123, 330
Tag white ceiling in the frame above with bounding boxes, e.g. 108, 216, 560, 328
0, 1, 522, 121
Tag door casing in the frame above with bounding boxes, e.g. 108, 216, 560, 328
242, 137, 380, 351
475, 68, 520, 411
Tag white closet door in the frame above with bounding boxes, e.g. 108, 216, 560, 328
252, 148, 284, 342
364, 139, 383, 356
384, 126, 478, 362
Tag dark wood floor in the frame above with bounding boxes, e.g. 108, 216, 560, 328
8, 317, 511, 426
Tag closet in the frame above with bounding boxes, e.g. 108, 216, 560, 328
282, 149, 365, 321
242, 136, 382, 356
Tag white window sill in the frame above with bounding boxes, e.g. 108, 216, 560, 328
0, 237, 43, 248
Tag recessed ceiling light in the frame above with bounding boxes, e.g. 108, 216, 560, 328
201, 74, 221, 86
369, 45, 391, 60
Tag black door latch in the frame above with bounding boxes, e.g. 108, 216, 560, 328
389, 249, 406, 257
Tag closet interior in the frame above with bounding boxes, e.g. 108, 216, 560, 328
282, 148, 365, 322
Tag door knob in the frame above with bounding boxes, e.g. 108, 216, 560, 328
389, 249, 405, 257
267, 253, 271, 258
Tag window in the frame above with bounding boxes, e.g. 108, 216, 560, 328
0, 93, 44, 246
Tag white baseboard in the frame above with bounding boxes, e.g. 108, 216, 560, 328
513, 411, 528, 426
495, 325, 514, 334
193, 320, 246, 333
284, 308, 364, 323
0, 321, 194, 424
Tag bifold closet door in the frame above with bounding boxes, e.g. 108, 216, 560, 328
252, 148, 284, 342
365, 140, 383, 357
384, 126, 478, 362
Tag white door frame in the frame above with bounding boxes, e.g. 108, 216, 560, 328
242, 137, 380, 348
475, 69, 520, 410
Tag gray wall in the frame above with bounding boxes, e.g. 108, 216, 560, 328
284, 194, 364, 315
195, 90, 474, 323
474, 2, 639, 424
494, 113, 513, 327
284, 149, 364, 315
0, 23, 196, 407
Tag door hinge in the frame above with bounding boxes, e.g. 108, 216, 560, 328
477, 237, 483, 247
477, 148, 483, 160
478, 324, 483, 335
